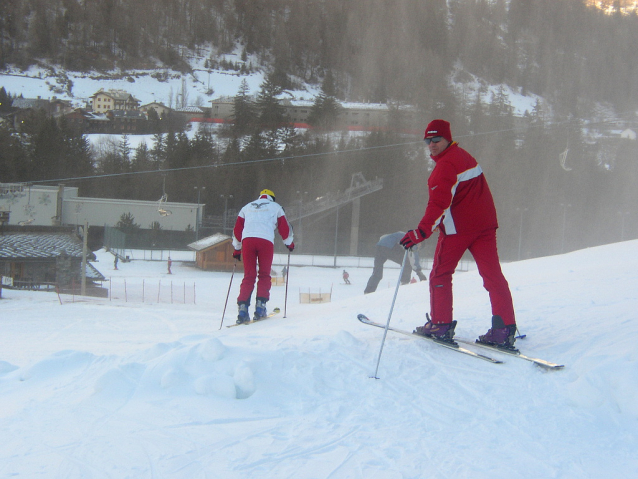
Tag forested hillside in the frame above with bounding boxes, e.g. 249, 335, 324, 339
0, 0, 637, 259
2, 0, 637, 112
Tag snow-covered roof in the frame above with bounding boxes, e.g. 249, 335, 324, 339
285, 99, 315, 108
0, 232, 84, 259
340, 102, 389, 111
86, 262, 106, 281
0, 231, 106, 280
11, 97, 70, 110
174, 106, 204, 113
187, 233, 231, 251
91, 89, 140, 102
140, 102, 169, 109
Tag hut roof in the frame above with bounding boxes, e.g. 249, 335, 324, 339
187, 233, 231, 252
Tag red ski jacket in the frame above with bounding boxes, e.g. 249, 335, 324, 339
417, 142, 498, 237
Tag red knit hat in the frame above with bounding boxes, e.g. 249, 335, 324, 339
424, 119, 452, 143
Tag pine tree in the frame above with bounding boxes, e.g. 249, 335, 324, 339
151, 133, 166, 169
232, 79, 255, 135
256, 72, 286, 129
132, 142, 152, 172
190, 124, 217, 166
116, 212, 140, 234
308, 71, 341, 130
0, 87, 12, 112
118, 135, 131, 164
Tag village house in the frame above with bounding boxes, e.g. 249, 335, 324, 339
107, 109, 147, 133
281, 99, 313, 125
173, 105, 206, 122
11, 96, 73, 116
64, 108, 111, 133
5, 96, 73, 130
209, 96, 419, 131
140, 101, 171, 120
210, 96, 234, 122
90, 89, 141, 114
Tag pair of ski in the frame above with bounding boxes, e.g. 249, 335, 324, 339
226, 307, 281, 328
358, 314, 563, 369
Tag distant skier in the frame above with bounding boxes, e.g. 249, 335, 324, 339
113, 256, 119, 270
400, 119, 517, 349
167, 257, 172, 274
364, 232, 426, 294
342, 270, 351, 284
232, 189, 294, 323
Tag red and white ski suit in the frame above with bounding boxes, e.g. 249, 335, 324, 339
416, 142, 515, 325
232, 195, 293, 304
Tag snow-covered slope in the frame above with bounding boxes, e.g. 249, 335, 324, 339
0, 241, 637, 478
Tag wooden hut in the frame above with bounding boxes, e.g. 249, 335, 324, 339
0, 226, 106, 294
188, 233, 237, 271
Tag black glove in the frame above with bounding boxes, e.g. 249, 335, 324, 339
286, 242, 295, 252
399, 228, 426, 249
233, 250, 241, 261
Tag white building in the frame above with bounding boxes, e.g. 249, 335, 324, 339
0, 184, 202, 232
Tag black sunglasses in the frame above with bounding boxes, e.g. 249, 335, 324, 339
424, 136, 444, 145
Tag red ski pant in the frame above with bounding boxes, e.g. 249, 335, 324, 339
237, 237, 274, 304
429, 228, 515, 325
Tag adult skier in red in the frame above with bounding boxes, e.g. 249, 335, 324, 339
400, 119, 517, 349
232, 189, 294, 323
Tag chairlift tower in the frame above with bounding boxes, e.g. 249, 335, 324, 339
284, 172, 383, 255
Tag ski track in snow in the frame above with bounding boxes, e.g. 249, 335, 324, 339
1, 243, 638, 478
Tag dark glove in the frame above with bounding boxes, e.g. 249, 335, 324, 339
399, 229, 426, 249
286, 242, 295, 252
233, 249, 241, 261
417, 271, 427, 281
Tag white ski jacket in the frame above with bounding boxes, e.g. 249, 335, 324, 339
232, 195, 293, 249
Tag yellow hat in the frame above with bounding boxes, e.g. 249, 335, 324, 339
260, 189, 275, 200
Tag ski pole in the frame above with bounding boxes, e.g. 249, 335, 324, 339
283, 251, 291, 318
219, 260, 237, 330
515, 326, 526, 339
371, 248, 409, 379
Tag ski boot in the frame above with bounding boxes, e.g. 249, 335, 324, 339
253, 298, 268, 321
236, 303, 250, 324
414, 314, 457, 344
477, 315, 518, 351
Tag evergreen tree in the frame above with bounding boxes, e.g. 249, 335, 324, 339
118, 135, 131, 164
0, 123, 26, 181
132, 142, 152, 172
190, 124, 217, 166
116, 212, 140, 234
308, 71, 341, 130
232, 79, 255, 135
242, 130, 268, 162
256, 72, 286, 129
146, 108, 161, 134
151, 133, 166, 169
222, 137, 241, 165
0, 87, 12, 112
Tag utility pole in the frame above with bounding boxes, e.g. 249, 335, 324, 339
194, 186, 206, 240
560, 203, 571, 253
81, 221, 88, 296
221, 194, 233, 234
